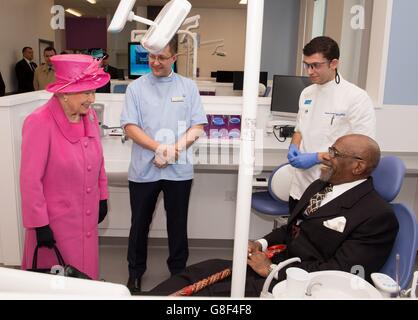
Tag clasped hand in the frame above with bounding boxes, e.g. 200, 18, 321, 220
153, 144, 180, 168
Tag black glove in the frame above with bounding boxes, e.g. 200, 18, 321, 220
35, 225, 56, 248
98, 199, 108, 224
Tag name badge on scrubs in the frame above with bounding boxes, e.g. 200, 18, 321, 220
171, 96, 185, 102
304, 100, 312, 105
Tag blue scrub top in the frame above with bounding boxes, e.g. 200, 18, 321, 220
120, 73, 207, 182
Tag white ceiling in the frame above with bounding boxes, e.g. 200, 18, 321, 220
55, 0, 247, 17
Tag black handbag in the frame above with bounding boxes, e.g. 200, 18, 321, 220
28, 245, 91, 280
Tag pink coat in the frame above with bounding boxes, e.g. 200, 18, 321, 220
20, 96, 108, 280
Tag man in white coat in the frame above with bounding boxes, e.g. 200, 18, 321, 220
287, 36, 376, 212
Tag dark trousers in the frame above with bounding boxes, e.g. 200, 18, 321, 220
148, 259, 281, 297
128, 179, 193, 279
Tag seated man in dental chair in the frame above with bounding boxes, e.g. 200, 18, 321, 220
148, 134, 399, 297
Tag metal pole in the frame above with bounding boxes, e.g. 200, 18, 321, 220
177, 30, 198, 79
231, 0, 264, 297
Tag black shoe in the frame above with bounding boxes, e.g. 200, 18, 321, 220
170, 268, 185, 277
127, 277, 141, 294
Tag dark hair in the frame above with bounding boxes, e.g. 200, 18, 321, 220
44, 46, 56, 54
303, 36, 340, 61
168, 35, 178, 55
22, 47, 32, 53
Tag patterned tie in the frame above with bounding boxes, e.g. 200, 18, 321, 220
304, 184, 333, 216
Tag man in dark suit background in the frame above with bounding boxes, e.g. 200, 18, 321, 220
148, 134, 399, 297
15, 47, 37, 93
0, 71, 5, 96
96, 53, 120, 93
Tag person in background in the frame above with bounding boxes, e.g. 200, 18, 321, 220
0, 71, 5, 96
33, 47, 56, 91
15, 47, 37, 93
120, 36, 207, 293
20, 54, 110, 280
287, 36, 376, 213
96, 53, 119, 93
148, 135, 398, 297
102, 53, 119, 79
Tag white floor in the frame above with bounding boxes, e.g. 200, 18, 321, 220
98, 238, 234, 292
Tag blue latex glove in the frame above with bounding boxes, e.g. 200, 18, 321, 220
290, 152, 320, 169
287, 144, 301, 162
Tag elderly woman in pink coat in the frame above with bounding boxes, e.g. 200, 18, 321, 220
20, 54, 110, 280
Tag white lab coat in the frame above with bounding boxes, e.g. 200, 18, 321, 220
290, 76, 376, 200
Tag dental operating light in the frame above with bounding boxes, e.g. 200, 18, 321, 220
108, 0, 137, 33
108, 0, 192, 54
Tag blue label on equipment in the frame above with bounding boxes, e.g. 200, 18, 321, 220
304, 100, 312, 105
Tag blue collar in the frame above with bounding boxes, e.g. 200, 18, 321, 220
149, 72, 175, 84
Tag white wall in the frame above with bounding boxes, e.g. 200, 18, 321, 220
177, 7, 247, 78
0, 0, 55, 94
384, 0, 418, 105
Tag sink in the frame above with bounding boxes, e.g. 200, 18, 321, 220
272, 270, 382, 299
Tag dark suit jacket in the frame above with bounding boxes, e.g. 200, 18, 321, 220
105, 65, 120, 79
0, 71, 5, 96
96, 65, 120, 93
15, 59, 37, 93
265, 178, 399, 281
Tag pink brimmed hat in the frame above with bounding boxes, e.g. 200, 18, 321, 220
46, 54, 110, 93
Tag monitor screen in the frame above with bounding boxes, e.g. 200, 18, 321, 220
216, 71, 235, 83
271, 75, 311, 117
128, 42, 151, 79
233, 71, 268, 90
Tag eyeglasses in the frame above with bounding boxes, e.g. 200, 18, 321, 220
149, 54, 175, 63
303, 61, 330, 70
328, 146, 363, 160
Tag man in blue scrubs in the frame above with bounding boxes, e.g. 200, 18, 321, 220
120, 36, 207, 293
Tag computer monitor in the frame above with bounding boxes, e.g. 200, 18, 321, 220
128, 42, 151, 79
232, 71, 268, 90
271, 75, 311, 118
216, 71, 235, 83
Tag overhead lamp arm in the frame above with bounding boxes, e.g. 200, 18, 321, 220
127, 11, 156, 26
181, 14, 200, 26
179, 15, 200, 44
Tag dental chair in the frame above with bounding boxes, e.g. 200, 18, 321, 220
251, 163, 293, 230
372, 156, 418, 289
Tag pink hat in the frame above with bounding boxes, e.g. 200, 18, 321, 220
46, 54, 110, 93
